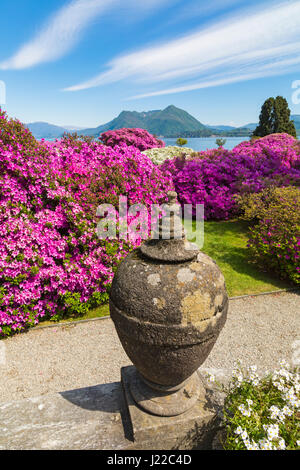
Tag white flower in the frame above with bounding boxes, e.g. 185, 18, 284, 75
263, 424, 279, 441
277, 411, 286, 423
277, 438, 286, 450
207, 373, 215, 383
284, 388, 298, 407
142, 146, 195, 165
282, 405, 293, 416
278, 368, 291, 380
238, 404, 251, 417
235, 426, 243, 435
270, 406, 281, 421
259, 439, 274, 450
246, 399, 253, 406
279, 359, 290, 369
246, 441, 259, 451
241, 431, 248, 441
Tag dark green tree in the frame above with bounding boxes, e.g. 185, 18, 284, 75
215, 138, 227, 147
176, 137, 188, 147
253, 96, 296, 138
273, 96, 297, 137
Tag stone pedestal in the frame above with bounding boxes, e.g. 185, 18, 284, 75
0, 376, 222, 450
121, 366, 221, 450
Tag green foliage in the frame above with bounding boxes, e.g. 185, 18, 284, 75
274, 97, 297, 137
52, 290, 110, 322
238, 186, 300, 284
253, 96, 297, 138
215, 138, 227, 147
176, 137, 188, 147
211, 362, 300, 450
61, 131, 95, 146
0, 108, 39, 151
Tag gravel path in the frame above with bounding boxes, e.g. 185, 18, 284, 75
0, 292, 299, 402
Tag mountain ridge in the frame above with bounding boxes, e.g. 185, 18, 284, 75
80, 105, 207, 137
25, 106, 300, 139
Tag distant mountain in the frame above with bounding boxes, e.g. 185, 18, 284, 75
25, 109, 299, 140
206, 124, 237, 131
81, 105, 206, 137
25, 122, 87, 139
26, 122, 68, 139
239, 123, 257, 131
63, 125, 86, 131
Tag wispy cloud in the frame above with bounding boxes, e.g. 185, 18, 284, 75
0, 0, 172, 70
64, 0, 300, 98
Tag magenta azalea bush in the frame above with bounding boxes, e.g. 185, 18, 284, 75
0, 111, 173, 336
161, 134, 300, 220
233, 134, 300, 169
100, 128, 165, 151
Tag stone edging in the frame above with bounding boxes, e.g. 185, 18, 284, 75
228, 286, 300, 301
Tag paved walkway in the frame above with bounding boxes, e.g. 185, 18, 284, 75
0, 292, 299, 403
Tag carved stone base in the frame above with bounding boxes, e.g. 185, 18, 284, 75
129, 369, 202, 417
121, 365, 221, 449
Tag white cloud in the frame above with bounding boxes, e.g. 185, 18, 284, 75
64, 0, 300, 97
0, 0, 172, 70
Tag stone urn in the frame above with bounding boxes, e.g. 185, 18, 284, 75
110, 191, 228, 417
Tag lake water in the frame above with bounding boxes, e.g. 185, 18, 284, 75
163, 137, 249, 151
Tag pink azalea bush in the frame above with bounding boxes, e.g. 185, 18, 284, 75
161, 135, 300, 220
233, 134, 300, 169
100, 128, 165, 151
0, 110, 173, 336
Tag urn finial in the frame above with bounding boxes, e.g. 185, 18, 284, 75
139, 190, 198, 262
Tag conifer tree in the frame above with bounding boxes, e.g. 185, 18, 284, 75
253, 96, 296, 137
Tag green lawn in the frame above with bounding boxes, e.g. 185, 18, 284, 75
41, 220, 292, 326
185, 219, 291, 297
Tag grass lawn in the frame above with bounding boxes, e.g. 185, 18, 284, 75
186, 219, 291, 297
41, 219, 292, 326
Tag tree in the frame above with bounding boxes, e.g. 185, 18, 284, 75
273, 96, 297, 137
176, 137, 187, 147
216, 138, 227, 147
253, 96, 297, 138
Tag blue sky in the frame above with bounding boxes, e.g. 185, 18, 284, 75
1, 0, 300, 128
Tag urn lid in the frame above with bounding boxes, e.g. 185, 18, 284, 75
140, 191, 199, 262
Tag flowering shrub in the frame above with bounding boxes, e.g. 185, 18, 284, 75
142, 145, 196, 165
0, 109, 38, 151
209, 361, 300, 450
188, 147, 232, 161
233, 133, 300, 169
0, 111, 173, 336
238, 186, 300, 285
161, 135, 300, 220
100, 128, 165, 151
